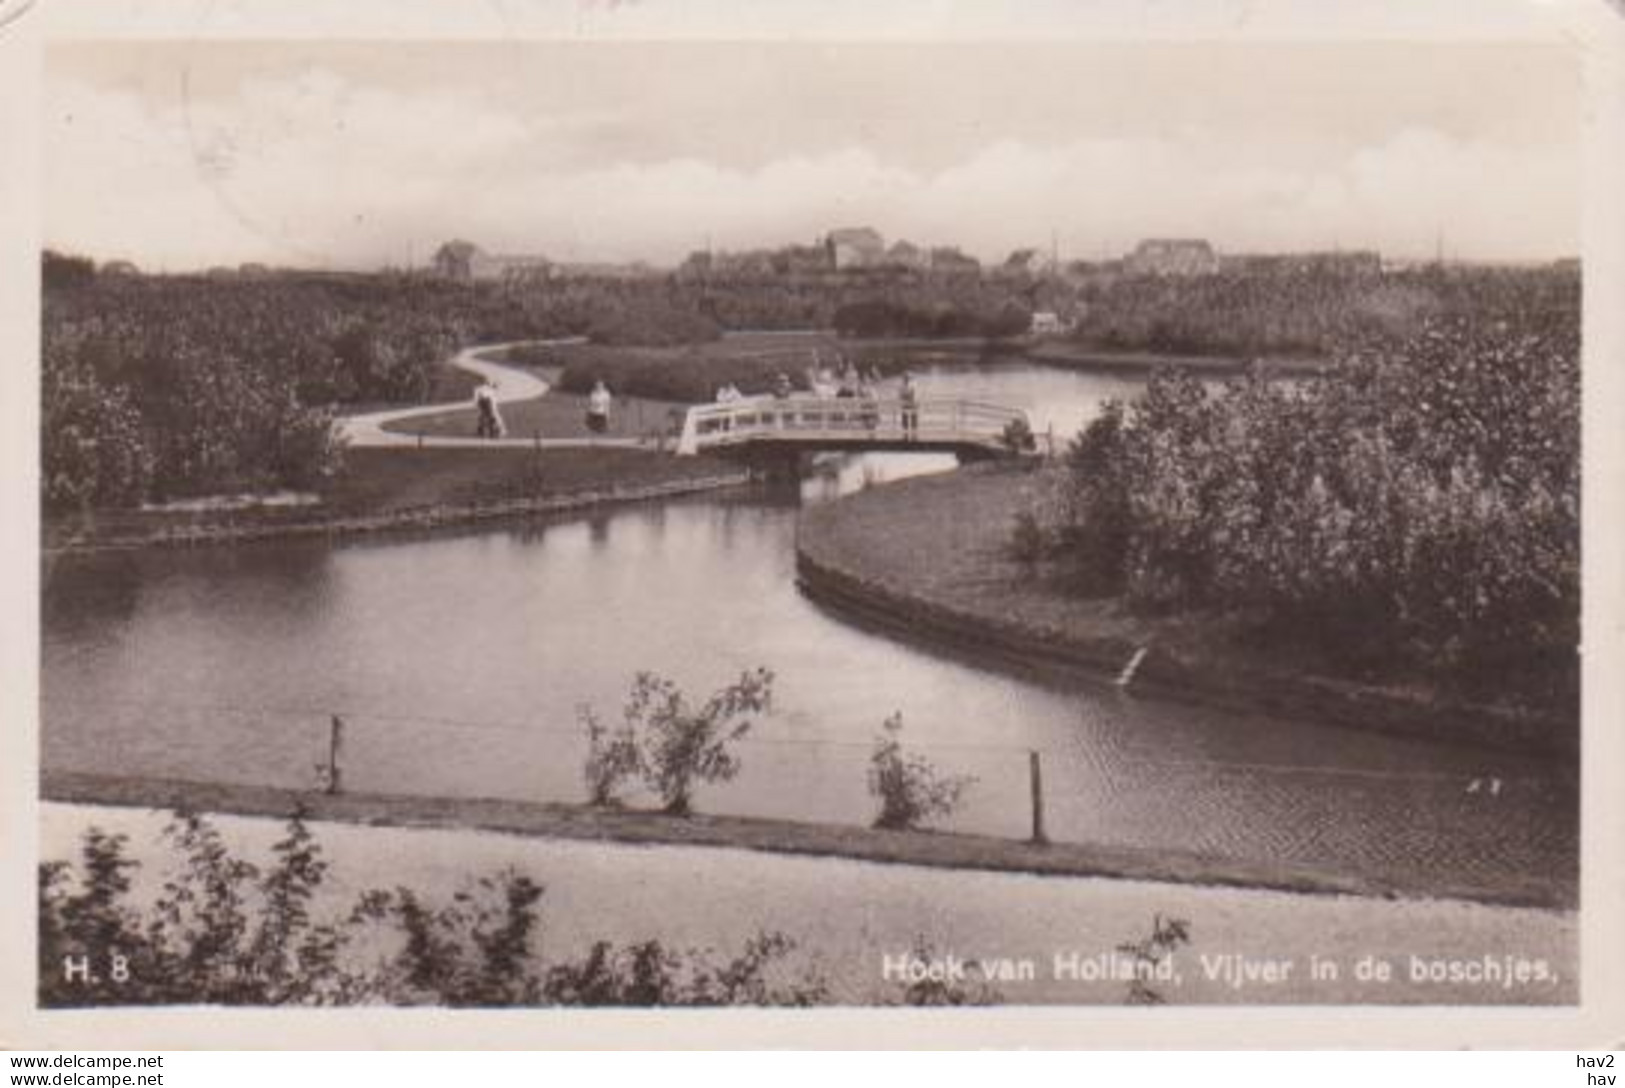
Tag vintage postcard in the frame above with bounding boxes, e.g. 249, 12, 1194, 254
3, 0, 1623, 1051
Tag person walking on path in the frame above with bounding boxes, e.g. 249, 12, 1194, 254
586, 380, 613, 436
473, 380, 505, 439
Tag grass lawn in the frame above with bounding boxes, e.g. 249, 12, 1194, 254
799, 461, 1154, 650
322, 446, 736, 513
384, 390, 688, 442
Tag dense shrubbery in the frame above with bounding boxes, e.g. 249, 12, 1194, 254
1021, 303, 1580, 704
41, 263, 478, 508
832, 298, 1030, 340
42, 811, 1190, 1006
1070, 267, 1400, 357
1067, 264, 1578, 359
582, 291, 721, 346
39, 812, 829, 1006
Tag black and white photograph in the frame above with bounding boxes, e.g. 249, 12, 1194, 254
7, 0, 1625, 1050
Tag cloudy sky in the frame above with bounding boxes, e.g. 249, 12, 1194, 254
45, 39, 1580, 270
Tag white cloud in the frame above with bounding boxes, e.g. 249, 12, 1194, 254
45, 62, 1579, 269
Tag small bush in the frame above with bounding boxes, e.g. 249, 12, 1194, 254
1008, 509, 1047, 567
886, 937, 1001, 1006
579, 703, 642, 807
1117, 913, 1191, 1005
578, 667, 774, 816
1000, 416, 1037, 453
867, 713, 974, 831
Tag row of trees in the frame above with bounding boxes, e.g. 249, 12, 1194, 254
42, 250, 1578, 512
832, 298, 1031, 340
1015, 303, 1580, 705
1066, 264, 1578, 360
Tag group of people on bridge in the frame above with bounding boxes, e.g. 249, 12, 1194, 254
712, 354, 920, 439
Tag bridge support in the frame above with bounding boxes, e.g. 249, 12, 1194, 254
727, 444, 807, 482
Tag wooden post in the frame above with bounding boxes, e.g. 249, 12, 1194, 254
1028, 749, 1048, 846
326, 715, 344, 795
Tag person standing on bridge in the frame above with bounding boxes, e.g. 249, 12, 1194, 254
837, 362, 861, 399
715, 381, 742, 433
586, 380, 613, 436
899, 371, 919, 440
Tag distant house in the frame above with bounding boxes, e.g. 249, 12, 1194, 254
1124, 239, 1221, 277
100, 260, 140, 277
432, 239, 479, 280
826, 227, 886, 270
432, 239, 552, 283
927, 246, 981, 276
886, 240, 929, 271
1029, 311, 1068, 335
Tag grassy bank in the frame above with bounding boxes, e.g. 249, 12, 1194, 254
384, 388, 689, 442
796, 463, 1576, 756
44, 446, 748, 554
40, 769, 1566, 909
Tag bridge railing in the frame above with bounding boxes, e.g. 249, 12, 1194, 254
675, 396, 1030, 456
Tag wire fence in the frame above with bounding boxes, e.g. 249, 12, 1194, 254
39, 691, 1562, 860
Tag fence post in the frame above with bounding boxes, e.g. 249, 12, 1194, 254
326, 715, 344, 795
1028, 749, 1048, 845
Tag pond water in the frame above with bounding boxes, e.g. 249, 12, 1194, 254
41, 362, 1577, 900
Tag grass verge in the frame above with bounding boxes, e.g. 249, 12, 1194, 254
44, 447, 748, 553
39, 769, 1568, 909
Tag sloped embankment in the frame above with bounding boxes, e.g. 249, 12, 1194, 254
794, 463, 1576, 757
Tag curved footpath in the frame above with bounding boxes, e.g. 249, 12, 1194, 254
337, 338, 641, 450
795, 462, 1577, 758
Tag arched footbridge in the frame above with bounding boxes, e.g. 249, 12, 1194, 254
675, 396, 1033, 460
